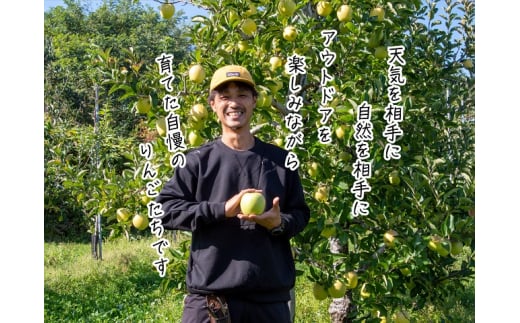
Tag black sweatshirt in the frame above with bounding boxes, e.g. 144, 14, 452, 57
156, 137, 310, 302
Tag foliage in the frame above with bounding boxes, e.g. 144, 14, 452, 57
44, 0, 190, 127
44, 109, 143, 241
44, 0, 191, 242
97, 0, 475, 320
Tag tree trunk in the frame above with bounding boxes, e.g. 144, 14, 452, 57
328, 292, 354, 323
328, 237, 354, 322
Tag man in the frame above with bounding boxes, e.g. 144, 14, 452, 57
156, 65, 310, 322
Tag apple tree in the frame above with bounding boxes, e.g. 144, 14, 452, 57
101, 0, 474, 321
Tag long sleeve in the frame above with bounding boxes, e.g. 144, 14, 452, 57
279, 167, 310, 238
155, 150, 227, 231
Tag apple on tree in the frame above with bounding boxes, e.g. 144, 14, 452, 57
383, 229, 398, 248
240, 18, 257, 37
237, 40, 249, 52
132, 214, 149, 230
370, 7, 385, 22
244, 3, 257, 17
278, 0, 297, 18
240, 192, 266, 215
307, 161, 319, 178
191, 103, 208, 122
463, 59, 473, 69
273, 138, 284, 147
316, 1, 332, 17
159, 2, 175, 20
256, 90, 273, 108
360, 283, 371, 299
374, 46, 387, 59
136, 96, 152, 114
450, 240, 464, 256
188, 130, 204, 147
312, 282, 328, 300
269, 56, 283, 71
314, 185, 328, 203
344, 271, 358, 289
327, 279, 347, 298
283, 26, 298, 42
156, 117, 167, 137
427, 235, 450, 257
188, 64, 206, 83
335, 125, 346, 139
336, 4, 353, 22
392, 310, 410, 323
116, 208, 131, 222
388, 170, 400, 185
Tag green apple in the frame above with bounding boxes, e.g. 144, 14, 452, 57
241, 18, 257, 36
238, 40, 249, 52
463, 59, 473, 69
228, 10, 240, 24
314, 186, 328, 202
188, 130, 204, 146
392, 310, 410, 323
240, 192, 266, 215
327, 279, 347, 298
132, 214, 149, 230
269, 56, 283, 71
188, 64, 205, 83
283, 26, 298, 41
316, 1, 332, 17
335, 125, 346, 139
450, 240, 464, 256
360, 283, 371, 299
388, 171, 400, 185
307, 161, 319, 178
375, 46, 387, 59
140, 191, 151, 205
370, 7, 385, 22
256, 90, 273, 108
136, 96, 151, 114
278, 0, 296, 17
159, 3, 175, 19
116, 208, 131, 222
383, 229, 398, 248
428, 236, 450, 257
320, 224, 336, 238
337, 4, 353, 22
156, 117, 167, 137
344, 271, 358, 289
312, 282, 328, 300
400, 267, 411, 277
244, 3, 257, 17
191, 103, 208, 122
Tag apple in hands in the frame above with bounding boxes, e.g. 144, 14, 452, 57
240, 192, 266, 215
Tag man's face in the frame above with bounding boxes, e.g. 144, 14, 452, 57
210, 82, 257, 131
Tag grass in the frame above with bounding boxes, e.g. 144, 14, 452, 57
45, 236, 473, 322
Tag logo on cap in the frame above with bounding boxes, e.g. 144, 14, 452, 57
226, 72, 241, 77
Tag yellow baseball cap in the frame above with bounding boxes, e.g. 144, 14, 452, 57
209, 65, 256, 92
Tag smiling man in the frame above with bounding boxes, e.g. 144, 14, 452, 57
156, 65, 310, 322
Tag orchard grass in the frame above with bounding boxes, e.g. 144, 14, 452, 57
45, 236, 473, 322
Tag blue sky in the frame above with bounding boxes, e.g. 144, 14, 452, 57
44, 0, 208, 18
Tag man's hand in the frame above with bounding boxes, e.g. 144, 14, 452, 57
224, 188, 262, 218
238, 197, 281, 230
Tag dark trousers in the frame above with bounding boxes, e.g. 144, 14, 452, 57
181, 293, 292, 323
